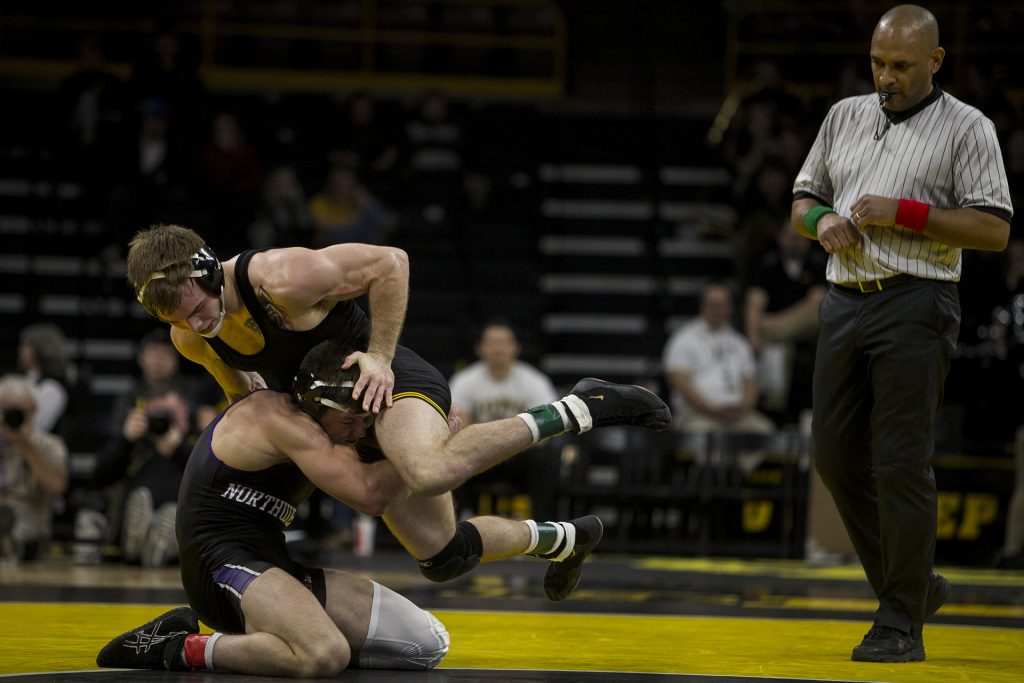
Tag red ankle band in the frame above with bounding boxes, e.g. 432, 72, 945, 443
183, 634, 210, 670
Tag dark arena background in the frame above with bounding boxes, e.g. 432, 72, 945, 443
0, 1, 1022, 681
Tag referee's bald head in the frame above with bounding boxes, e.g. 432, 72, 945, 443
870, 4, 944, 112
875, 4, 940, 50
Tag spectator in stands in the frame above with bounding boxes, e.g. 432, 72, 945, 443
400, 90, 467, 209
328, 91, 400, 201
734, 160, 795, 277
55, 33, 127, 188
127, 23, 205, 139
663, 282, 774, 436
744, 219, 828, 426
92, 387, 193, 567
403, 90, 464, 174
723, 60, 807, 195
108, 328, 198, 437
0, 374, 69, 563
199, 111, 265, 256
724, 60, 812, 276
106, 97, 198, 251
247, 164, 313, 249
309, 165, 389, 246
447, 320, 560, 520
17, 323, 71, 434
449, 320, 557, 426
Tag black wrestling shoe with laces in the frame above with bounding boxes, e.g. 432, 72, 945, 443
543, 515, 604, 601
925, 572, 951, 618
565, 378, 671, 433
96, 607, 198, 670
851, 624, 925, 663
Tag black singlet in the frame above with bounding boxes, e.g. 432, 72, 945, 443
204, 250, 371, 390
176, 401, 319, 631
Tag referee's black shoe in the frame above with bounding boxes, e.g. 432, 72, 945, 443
926, 572, 951, 618
851, 624, 925, 663
96, 606, 197, 670
566, 378, 671, 433
543, 515, 604, 601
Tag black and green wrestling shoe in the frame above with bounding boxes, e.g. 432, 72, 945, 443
543, 515, 604, 601
565, 378, 671, 433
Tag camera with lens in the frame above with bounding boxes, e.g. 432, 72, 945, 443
146, 410, 173, 437
2, 407, 25, 429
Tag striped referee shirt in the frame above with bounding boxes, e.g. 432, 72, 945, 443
793, 87, 1013, 283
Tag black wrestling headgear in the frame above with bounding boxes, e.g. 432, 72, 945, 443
135, 245, 224, 303
293, 368, 362, 420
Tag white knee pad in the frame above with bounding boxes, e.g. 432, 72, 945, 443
358, 581, 449, 670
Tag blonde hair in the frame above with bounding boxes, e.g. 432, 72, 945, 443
127, 224, 207, 316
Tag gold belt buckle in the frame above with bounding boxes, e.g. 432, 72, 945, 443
858, 279, 883, 293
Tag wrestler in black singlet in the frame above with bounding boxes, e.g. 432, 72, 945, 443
204, 248, 452, 446
205, 250, 371, 390
177, 400, 324, 633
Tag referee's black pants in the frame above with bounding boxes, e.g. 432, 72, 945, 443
812, 278, 959, 637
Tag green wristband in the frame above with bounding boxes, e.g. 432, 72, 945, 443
803, 205, 836, 237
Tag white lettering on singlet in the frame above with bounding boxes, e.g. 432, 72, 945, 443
221, 482, 297, 527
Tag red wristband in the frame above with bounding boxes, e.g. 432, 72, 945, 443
896, 198, 929, 233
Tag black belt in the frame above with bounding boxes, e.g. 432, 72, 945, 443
832, 273, 919, 294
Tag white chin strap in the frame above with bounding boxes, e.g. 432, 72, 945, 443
197, 287, 226, 338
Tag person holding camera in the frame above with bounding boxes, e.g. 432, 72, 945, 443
108, 328, 224, 438
17, 323, 72, 435
91, 387, 193, 567
0, 374, 69, 563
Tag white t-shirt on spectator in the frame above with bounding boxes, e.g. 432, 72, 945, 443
30, 377, 68, 434
449, 361, 557, 424
662, 319, 758, 419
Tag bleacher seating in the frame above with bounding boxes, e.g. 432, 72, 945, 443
559, 426, 810, 557
532, 116, 737, 388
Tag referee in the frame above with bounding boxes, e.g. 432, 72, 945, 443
791, 4, 1012, 663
